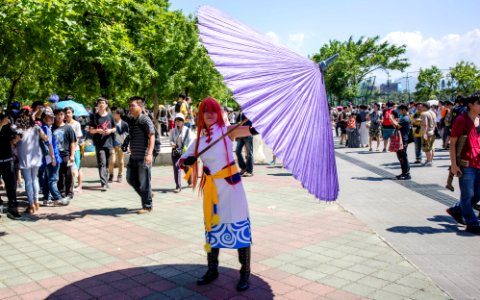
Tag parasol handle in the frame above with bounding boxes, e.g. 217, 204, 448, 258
319, 53, 339, 72
195, 118, 249, 157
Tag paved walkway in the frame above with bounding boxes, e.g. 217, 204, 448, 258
0, 137, 474, 299
334, 138, 479, 300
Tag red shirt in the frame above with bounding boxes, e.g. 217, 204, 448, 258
450, 113, 480, 169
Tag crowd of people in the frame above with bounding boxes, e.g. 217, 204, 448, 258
331, 93, 480, 234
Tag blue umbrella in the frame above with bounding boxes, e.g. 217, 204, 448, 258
56, 100, 89, 116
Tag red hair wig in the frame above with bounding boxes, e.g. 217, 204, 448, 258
190, 97, 228, 191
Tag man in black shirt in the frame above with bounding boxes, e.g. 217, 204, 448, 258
88, 97, 116, 191
235, 111, 254, 177
53, 109, 76, 201
126, 96, 155, 214
0, 114, 21, 219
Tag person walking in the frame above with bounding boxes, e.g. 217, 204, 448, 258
410, 105, 423, 164
381, 102, 395, 152
358, 105, 369, 147
15, 112, 48, 213
38, 110, 69, 206
88, 97, 116, 191
446, 94, 480, 234
169, 113, 192, 193
0, 114, 22, 220
52, 109, 76, 201
368, 103, 383, 151
180, 97, 255, 291
391, 105, 411, 180
109, 108, 129, 183
420, 102, 436, 166
64, 107, 84, 192
126, 96, 155, 214
235, 111, 254, 177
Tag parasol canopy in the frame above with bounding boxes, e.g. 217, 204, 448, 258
56, 100, 89, 116
197, 6, 339, 201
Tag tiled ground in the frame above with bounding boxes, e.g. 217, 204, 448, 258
0, 164, 449, 299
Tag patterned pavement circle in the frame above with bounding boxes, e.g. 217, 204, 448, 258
0, 164, 449, 299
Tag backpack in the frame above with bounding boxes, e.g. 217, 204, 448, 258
174, 101, 182, 113
383, 109, 393, 126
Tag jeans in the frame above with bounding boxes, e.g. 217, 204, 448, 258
450, 167, 480, 226
21, 167, 40, 205
414, 137, 422, 161
0, 160, 17, 210
171, 154, 191, 189
96, 147, 112, 187
39, 163, 62, 200
396, 144, 410, 175
126, 159, 152, 209
236, 136, 253, 173
109, 146, 124, 178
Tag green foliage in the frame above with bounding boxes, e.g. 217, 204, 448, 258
449, 61, 480, 96
414, 66, 443, 101
311, 36, 409, 104
0, 0, 229, 110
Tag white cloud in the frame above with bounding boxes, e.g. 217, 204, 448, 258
264, 31, 280, 44
376, 29, 480, 83
287, 32, 305, 49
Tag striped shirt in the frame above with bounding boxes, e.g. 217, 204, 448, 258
129, 114, 155, 160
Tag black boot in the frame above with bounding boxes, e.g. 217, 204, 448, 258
197, 248, 219, 285
236, 246, 251, 291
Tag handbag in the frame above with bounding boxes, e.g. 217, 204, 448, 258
388, 129, 404, 152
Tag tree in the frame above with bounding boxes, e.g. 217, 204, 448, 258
311, 36, 409, 104
414, 66, 443, 101
449, 61, 480, 96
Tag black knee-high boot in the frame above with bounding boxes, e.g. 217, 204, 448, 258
197, 248, 219, 285
236, 246, 251, 291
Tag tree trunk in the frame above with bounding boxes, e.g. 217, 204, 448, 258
7, 71, 24, 112
151, 77, 160, 128
93, 61, 110, 98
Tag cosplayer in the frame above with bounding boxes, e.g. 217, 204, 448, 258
180, 97, 257, 291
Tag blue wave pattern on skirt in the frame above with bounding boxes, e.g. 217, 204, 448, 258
207, 219, 251, 249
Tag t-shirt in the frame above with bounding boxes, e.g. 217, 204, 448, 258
41, 123, 62, 165
398, 114, 411, 143
69, 120, 83, 151
129, 114, 155, 160
89, 112, 115, 149
0, 125, 13, 160
370, 111, 382, 130
421, 110, 436, 136
16, 126, 43, 169
52, 124, 76, 158
450, 113, 480, 169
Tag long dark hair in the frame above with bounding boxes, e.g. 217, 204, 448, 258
15, 109, 34, 130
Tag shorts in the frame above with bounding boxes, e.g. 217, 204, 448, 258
369, 127, 381, 137
382, 128, 395, 140
422, 135, 435, 152
74, 150, 81, 170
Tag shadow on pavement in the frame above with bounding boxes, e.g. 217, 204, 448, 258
0, 231, 7, 237
386, 215, 474, 236
22, 207, 137, 222
351, 176, 392, 181
267, 173, 292, 177
47, 264, 273, 300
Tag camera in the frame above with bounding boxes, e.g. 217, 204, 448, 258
121, 133, 130, 152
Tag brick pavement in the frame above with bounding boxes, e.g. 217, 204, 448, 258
0, 153, 451, 299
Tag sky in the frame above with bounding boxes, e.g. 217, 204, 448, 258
170, 0, 480, 85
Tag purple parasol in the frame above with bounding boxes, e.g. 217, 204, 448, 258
197, 6, 339, 201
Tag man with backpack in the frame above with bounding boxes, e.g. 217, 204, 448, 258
89, 97, 116, 191
126, 96, 155, 214
381, 102, 395, 152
